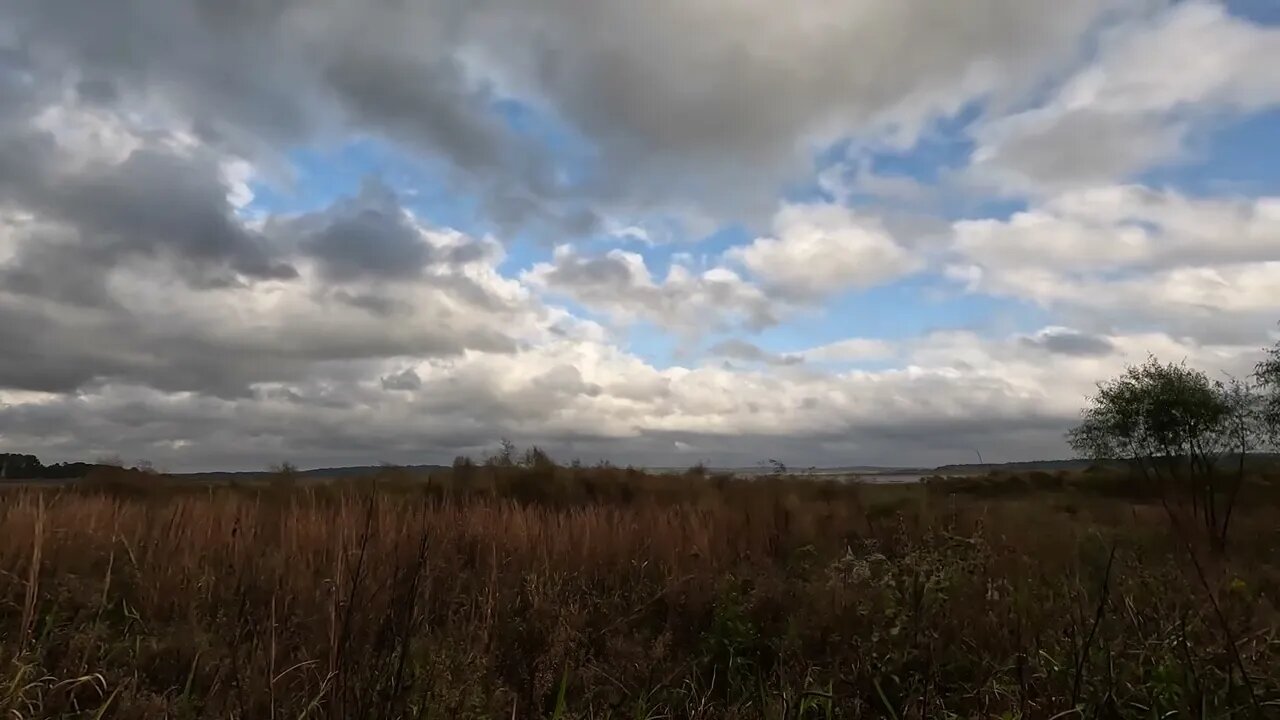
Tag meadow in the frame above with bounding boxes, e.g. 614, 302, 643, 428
2, 463, 1279, 719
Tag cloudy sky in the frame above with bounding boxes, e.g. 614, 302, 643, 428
1, 0, 1278, 471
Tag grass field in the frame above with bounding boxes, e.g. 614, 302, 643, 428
2, 464, 1279, 718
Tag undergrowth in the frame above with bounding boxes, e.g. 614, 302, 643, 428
1, 464, 1279, 718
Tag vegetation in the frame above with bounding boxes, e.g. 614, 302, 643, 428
1066, 358, 1264, 549
1259, 340, 1280, 440
1, 459, 1279, 719
0, 455, 118, 481
2, 338, 1279, 718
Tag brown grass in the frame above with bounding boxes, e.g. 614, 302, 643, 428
1, 466, 1279, 718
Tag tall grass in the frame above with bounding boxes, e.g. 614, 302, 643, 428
1, 466, 1279, 718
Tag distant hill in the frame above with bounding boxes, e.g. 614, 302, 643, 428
177, 464, 450, 481
1, 454, 451, 482
931, 459, 1105, 474
932, 454, 1280, 476
8, 453, 1278, 484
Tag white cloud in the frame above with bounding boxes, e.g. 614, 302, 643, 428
951, 185, 1280, 276
948, 185, 1280, 343
1022, 263, 1280, 316
800, 338, 897, 363
729, 203, 920, 297
524, 247, 780, 336
4, 326, 1265, 470
220, 157, 257, 210
971, 2, 1280, 190
30, 101, 144, 169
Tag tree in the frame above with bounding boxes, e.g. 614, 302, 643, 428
1067, 357, 1260, 549
1215, 377, 1265, 544
1257, 334, 1280, 444
0, 453, 44, 479
485, 438, 518, 468
520, 445, 556, 471
270, 461, 299, 479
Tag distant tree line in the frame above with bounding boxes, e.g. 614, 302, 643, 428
0, 453, 109, 480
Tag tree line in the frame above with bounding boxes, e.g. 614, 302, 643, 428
0, 453, 111, 480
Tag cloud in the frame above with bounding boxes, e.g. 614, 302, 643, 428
1, 328, 1264, 471
302, 184, 435, 281
2, 0, 1278, 473
1019, 328, 1115, 357
0, 121, 296, 288
728, 204, 920, 298
800, 338, 898, 364
0, 264, 527, 396
0, 66, 568, 402
971, 2, 1280, 191
947, 185, 1280, 343
525, 247, 780, 336
708, 339, 803, 367
276, 178, 499, 282
468, 0, 1126, 217
0, 145, 541, 398
5, 0, 1133, 227
380, 368, 423, 391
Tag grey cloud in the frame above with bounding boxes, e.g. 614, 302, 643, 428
540, 253, 637, 288
465, 0, 1121, 219
2, 316, 1264, 472
0, 122, 296, 285
4, 0, 586, 235
0, 284, 519, 396
0, 130, 55, 202
0, 122, 525, 398
0, 228, 119, 309
0, 49, 44, 132
381, 368, 422, 391
1020, 330, 1115, 357
973, 110, 1185, 191
55, 148, 297, 280
0, 383, 1081, 473
284, 178, 502, 282
323, 53, 509, 176
425, 274, 516, 313
303, 183, 433, 281
333, 291, 413, 317
0, 299, 278, 396
9, 0, 322, 146
0, 302, 291, 397
0, 305, 121, 393
4, 0, 1127, 230
74, 76, 119, 105
708, 339, 803, 366
0, 156, 523, 397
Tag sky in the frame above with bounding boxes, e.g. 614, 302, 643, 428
1, 0, 1278, 471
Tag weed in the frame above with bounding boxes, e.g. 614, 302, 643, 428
1, 465, 1278, 717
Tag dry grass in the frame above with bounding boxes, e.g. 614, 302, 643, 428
2, 465, 1279, 718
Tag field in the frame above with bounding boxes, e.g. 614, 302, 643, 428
2, 465, 1280, 719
